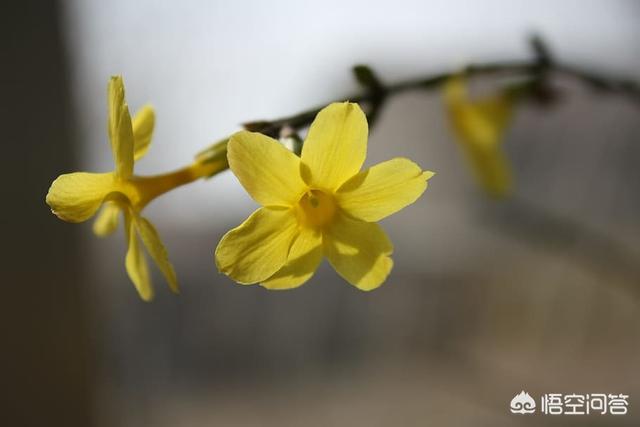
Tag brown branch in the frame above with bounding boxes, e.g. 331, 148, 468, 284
241, 35, 640, 139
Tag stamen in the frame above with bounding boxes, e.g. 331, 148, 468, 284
297, 189, 337, 229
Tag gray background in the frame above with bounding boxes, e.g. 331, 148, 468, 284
3, 1, 639, 426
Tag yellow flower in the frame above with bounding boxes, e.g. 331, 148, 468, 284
46, 76, 219, 301
215, 102, 434, 291
444, 75, 515, 197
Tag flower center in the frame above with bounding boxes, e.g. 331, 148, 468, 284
297, 189, 337, 229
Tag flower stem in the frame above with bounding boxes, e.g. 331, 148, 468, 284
134, 157, 228, 207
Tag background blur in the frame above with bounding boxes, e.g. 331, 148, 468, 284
5, 0, 640, 426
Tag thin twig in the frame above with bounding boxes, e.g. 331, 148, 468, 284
242, 36, 640, 139
199, 35, 639, 174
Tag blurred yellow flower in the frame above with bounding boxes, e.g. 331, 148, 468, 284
215, 102, 434, 291
444, 75, 515, 197
46, 76, 217, 300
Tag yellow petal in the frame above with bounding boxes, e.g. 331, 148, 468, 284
215, 207, 299, 284
227, 131, 306, 207
474, 147, 512, 195
445, 75, 514, 148
449, 100, 511, 149
444, 76, 514, 196
474, 96, 513, 136
132, 105, 155, 161
124, 211, 153, 301
108, 76, 135, 179
46, 172, 115, 223
133, 214, 179, 294
300, 102, 368, 191
261, 228, 323, 290
337, 158, 434, 222
324, 214, 393, 291
92, 202, 121, 237
444, 74, 466, 103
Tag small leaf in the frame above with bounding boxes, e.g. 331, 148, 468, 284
194, 138, 229, 177
352, 65, 387, 129
243, 120, 272, 132
529, 34, 552, 68
353, 65, 383, 92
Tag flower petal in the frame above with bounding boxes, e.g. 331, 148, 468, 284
133, 214, 179, 294
227, 131, 306, 207
46, 172, 115, 223
261, 228, 323, 290
215, 207, 299, 284
473, 96, 513, 137
337, 158, 434, 222
108, 76, 135, 179
324, 214, 393, 291
446, 93, 512, 150
124, 211, 153, 301
462, 143, 512, 196
132, 105, 155, 161
444, 76, 514, 196
300, 102, 368, 191
92, 202, 121, 237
